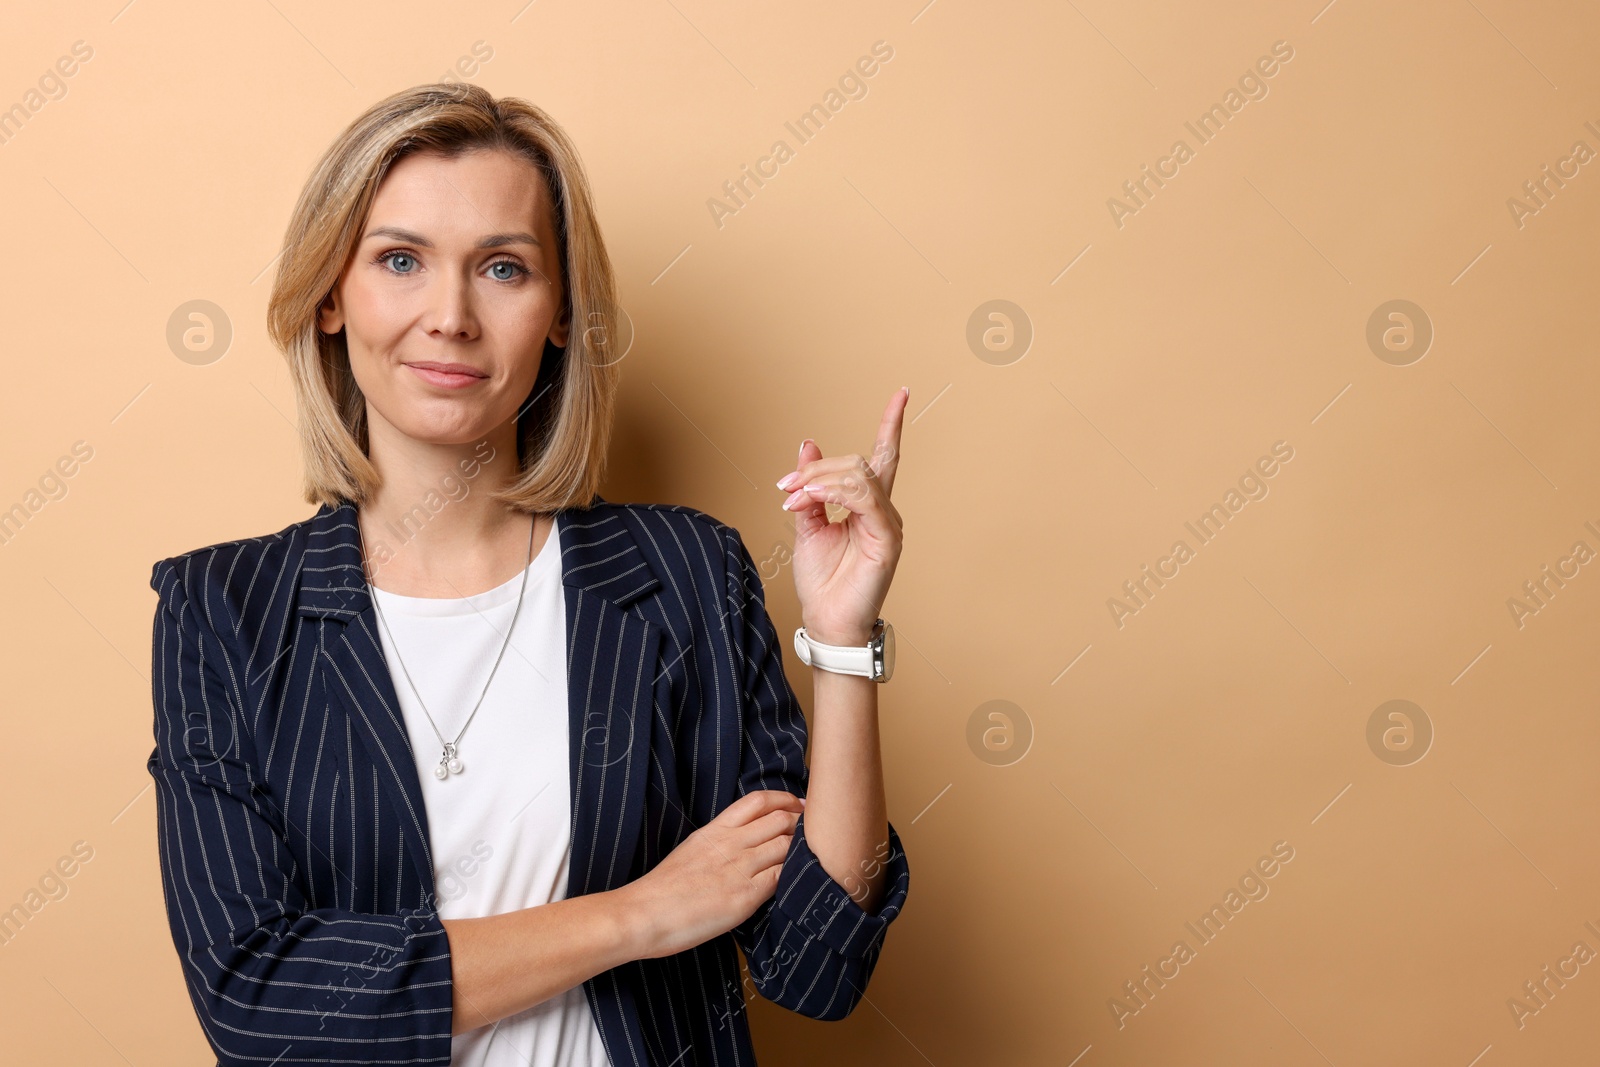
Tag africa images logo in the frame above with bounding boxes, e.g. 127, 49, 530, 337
706, 40, 895, 229
1105, 40, 1295, 229
1106, 441, 1295, 629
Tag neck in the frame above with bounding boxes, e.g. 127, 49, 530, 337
356, 411, 551, 598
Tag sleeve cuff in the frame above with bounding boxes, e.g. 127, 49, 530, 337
770, 813, 910, 959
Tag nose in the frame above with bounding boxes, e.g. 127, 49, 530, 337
421, 267, 478, 339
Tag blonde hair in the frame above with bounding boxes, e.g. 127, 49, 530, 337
266, 82, 620, 512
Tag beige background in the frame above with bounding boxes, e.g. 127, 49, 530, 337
2, 0, 1597, 1064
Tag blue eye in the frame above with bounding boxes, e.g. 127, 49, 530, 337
375, 251, 528, 281
377, 251, 416, 274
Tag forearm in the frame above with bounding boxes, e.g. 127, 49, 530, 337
801, 663, 890, 913
441, 886, 645, 1034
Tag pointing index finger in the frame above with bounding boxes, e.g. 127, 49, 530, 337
870, 386, 909, 497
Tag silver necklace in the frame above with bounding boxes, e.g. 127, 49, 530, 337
364, 513, 537, 781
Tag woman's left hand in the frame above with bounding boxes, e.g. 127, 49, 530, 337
775, 386, 908, 646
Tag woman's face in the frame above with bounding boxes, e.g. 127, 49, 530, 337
317, 146, 570, 447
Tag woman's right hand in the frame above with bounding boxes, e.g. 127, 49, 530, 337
620, 789, 804, 959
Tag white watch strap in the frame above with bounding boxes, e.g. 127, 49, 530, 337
793, 627, 875, 677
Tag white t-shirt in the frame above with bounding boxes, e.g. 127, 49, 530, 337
370, 515, 612, 1067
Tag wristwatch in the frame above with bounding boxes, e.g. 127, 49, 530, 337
793, 618, 895, 682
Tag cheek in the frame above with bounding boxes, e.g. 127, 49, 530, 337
486, 295, 560, 358
346, 281, 410, 342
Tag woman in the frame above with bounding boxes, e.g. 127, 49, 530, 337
146, 82, 910, 1067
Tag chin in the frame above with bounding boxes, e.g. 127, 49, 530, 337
392, 414, 496, 446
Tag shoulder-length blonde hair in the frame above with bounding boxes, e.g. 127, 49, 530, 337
267, 82, 620, 512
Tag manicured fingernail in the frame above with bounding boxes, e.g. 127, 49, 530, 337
776, 472, 799, 491
802, 484, 823, 492
799, 438, 813, 458
782, 488, 806, 510
799, 797, 807, 807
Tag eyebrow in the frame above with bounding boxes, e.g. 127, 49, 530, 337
362, 225, 542, 250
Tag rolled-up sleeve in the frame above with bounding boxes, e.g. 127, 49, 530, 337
148, 558, 454, 1067
720, 528, 910, 1021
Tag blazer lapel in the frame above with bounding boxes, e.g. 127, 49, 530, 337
555, 498, 664, 898
295, 502, 438, 896
294, 495, 663, 906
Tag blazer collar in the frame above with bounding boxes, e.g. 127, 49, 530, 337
294, 493, 661, 618
293, 494, 664, 905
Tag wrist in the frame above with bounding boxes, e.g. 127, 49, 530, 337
606, 882, 660, 960
796, 617, 895, 683
802, 624, 873, 646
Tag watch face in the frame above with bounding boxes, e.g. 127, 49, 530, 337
879, 622, 895, 681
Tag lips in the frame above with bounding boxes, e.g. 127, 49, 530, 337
405, 362, 487, 389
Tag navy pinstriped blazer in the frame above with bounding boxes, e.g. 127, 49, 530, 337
147, 493, 910, 1067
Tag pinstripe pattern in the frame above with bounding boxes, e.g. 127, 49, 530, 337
148, 494, 910, 1066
